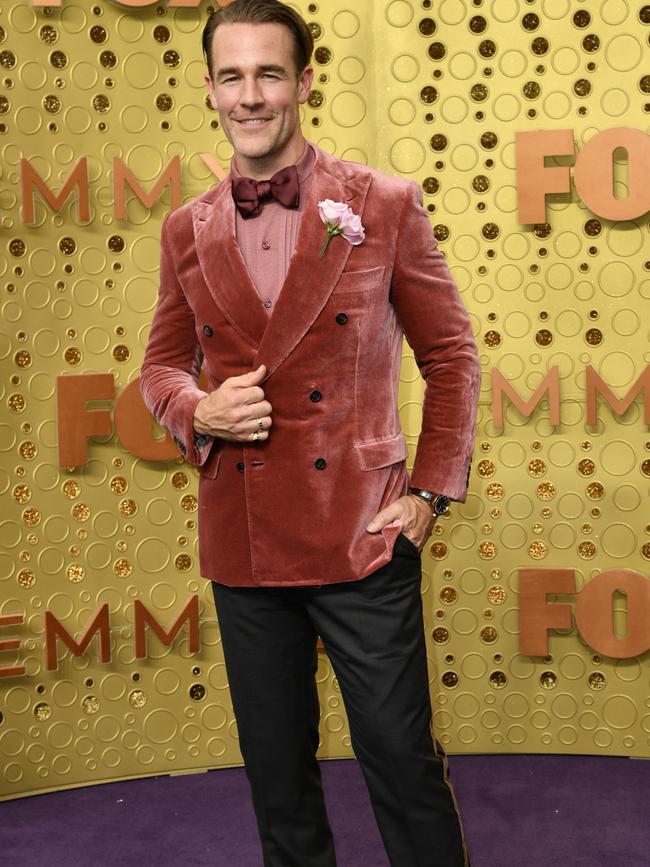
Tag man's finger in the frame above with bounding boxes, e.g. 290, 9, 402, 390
246, 400, 272, 418
241, 386, 266, 405
366, 503, 403, 533
248, 415, 272, 432
231, 364, 267, 388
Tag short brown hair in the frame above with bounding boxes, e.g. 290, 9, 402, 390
202, 0, 314, 81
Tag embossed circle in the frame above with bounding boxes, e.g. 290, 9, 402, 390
602, 695, 637, 730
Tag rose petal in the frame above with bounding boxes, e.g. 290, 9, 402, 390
339, 211, 362, 234
341, 228, 365, 245
339, 211, 365, 245
318, 199, 350, 226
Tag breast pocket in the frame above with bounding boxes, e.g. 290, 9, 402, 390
333, 265, 386, 296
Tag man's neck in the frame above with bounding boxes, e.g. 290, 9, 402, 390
234, 138, 307, 181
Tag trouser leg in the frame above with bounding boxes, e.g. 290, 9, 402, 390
305, 535, 470, 867
211, 581, 337, 867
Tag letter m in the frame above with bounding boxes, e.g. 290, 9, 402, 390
586, 365, 650, 425
21, 157, 90, 224
113, 155, 181, 219
134, 595, 200, 658
492, 366, 560, 430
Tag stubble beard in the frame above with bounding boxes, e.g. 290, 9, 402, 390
229, 112, 296, 169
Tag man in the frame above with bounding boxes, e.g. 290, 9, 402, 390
140, 1, 480, 864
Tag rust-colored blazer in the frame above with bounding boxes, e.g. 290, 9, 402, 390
140, 146, 480, 586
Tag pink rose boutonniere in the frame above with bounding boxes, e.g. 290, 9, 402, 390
317, 199, 366, 258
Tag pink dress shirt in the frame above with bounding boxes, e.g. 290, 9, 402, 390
230, 142, 317, 311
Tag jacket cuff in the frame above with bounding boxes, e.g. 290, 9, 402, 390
173, 432, 214, 468
410, 456, 473, 503
169, 388, 213, 467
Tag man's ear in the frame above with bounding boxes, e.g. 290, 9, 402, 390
204, 73, 219, 111
296, 64, 314, 104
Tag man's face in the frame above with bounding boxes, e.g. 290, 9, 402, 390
204, 22, 313, 178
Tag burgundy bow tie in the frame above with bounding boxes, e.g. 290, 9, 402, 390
231, 165, 300, 219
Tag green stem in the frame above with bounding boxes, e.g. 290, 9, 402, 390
319, 225, 341, 258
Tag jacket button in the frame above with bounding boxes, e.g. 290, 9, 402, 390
236, 461, 244, 473
314, 458, 327, 470
309, 390, 322, 402
203, 324, 213, 337
335, 313, 348, 325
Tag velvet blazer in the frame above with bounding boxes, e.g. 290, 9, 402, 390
140, 145, 481, 586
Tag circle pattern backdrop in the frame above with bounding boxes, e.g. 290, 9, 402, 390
2, 0, 650, 798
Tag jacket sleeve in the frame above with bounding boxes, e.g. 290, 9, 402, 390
139, 213, 213, 468
389, 181, 481, 502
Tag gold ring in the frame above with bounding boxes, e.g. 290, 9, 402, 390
256, 417, 264, 432
251, 430, 260, 442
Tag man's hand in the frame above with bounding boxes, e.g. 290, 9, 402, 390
366, 493, 436, 552
193, 364, 272, 442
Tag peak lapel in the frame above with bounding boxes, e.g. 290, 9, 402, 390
192, 181, 268, 350
254, 157, 372, 378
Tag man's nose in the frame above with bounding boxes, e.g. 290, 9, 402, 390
239, 77, 263, 108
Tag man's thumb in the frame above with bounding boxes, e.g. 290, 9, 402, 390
236, 364, 267, 386
366, 504, 402, 533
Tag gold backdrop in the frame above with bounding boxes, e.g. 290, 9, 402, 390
2, 0, 650, 799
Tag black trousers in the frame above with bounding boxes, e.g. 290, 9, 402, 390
211, 534, 470, 867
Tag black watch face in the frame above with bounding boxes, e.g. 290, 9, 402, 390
433, 495, 450, 516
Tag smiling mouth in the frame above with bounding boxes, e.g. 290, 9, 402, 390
235, 118, 272, 126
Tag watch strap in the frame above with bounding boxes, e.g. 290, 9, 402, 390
409, 488, 450, 516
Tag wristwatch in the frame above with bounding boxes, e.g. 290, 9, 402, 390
409, 488, 451, 517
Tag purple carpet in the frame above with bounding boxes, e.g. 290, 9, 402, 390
1, 755, 648, 866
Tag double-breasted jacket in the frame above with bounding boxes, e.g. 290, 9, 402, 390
140, 146, 481, 586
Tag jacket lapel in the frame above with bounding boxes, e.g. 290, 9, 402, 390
254, 152, 372, 378
192, 181, 269, 350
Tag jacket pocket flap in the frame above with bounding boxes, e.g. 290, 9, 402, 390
355, 432, 408, 471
